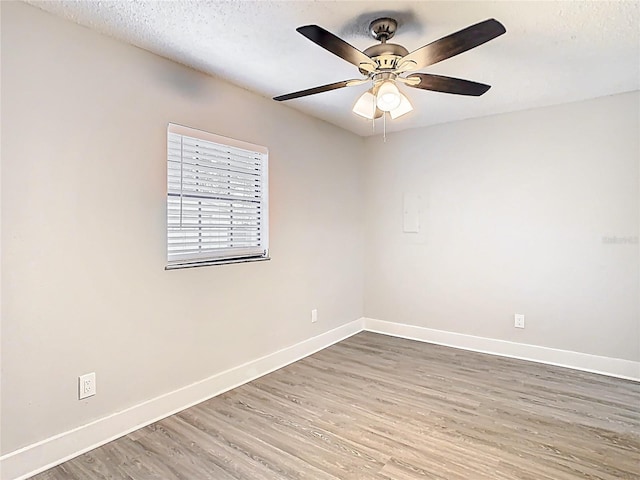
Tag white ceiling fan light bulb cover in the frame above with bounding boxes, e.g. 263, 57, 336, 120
376, 80, 402, 111
352, 90, 377, 119
390, 93, 413, 119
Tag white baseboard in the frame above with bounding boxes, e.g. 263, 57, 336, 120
0, 319, 364, 480
363, 318, 640, 382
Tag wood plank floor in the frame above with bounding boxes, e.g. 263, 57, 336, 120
32, 332, 640, 479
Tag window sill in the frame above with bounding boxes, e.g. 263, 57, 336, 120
165, 256, 271, 270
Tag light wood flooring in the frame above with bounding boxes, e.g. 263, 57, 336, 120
32, 332, 640, 479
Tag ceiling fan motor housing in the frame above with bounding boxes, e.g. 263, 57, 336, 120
360, 18, 409, 75
361, 43, 409, 74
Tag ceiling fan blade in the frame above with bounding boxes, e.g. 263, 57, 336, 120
406, 73, 491, 96
297, 25, 375, 68
402, 19, 506, 69
273, 80, 351, 101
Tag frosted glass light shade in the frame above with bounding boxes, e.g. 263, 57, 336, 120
376, 80, 401, 111
352, 91, 377, 119
353, 88, 413, 121
390, 93, 413, 119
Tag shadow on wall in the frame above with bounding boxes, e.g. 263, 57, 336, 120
150, 49, 212, 100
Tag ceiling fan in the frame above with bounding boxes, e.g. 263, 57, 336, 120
274, 17, 506, 120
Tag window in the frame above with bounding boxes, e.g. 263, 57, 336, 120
166, 124, 269, 269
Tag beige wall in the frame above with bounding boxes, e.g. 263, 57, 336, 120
364, 92, 639, 362
0, 2, 364, 454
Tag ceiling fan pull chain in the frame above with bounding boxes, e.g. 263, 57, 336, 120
383, 112, 387, 143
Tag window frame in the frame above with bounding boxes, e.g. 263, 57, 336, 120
166, 123, 269, 270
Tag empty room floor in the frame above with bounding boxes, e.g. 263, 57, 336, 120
32, 332, 640, 479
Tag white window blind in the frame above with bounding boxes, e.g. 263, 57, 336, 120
167, 124, 269, 268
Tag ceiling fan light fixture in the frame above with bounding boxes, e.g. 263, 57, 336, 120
390, 93, 413, 119
376, 80, 401, 111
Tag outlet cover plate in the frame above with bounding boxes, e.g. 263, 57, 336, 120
79, 372, 96, 399
514, 314, 525, 329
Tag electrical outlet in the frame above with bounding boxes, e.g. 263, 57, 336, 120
79, 372, 96, 399
514, 314, 525, 329
311, 309, 318, 323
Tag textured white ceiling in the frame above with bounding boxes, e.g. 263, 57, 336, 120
26, 1, 640, 137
